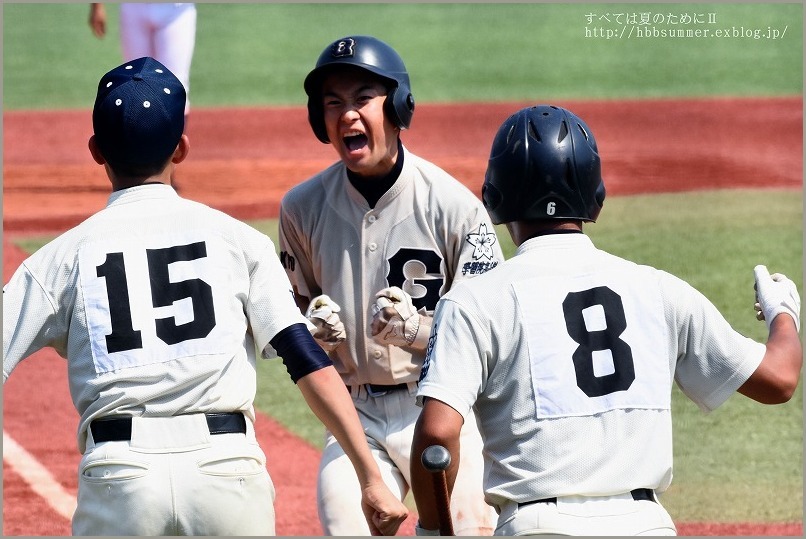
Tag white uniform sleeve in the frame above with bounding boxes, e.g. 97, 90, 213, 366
663, 272, 766, 412
245, 241, 310, 359
416, 297, 487, 417
3, 263, 66, 381
278, 203, 318, 302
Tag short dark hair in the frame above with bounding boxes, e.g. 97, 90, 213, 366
105, 153, 174, 180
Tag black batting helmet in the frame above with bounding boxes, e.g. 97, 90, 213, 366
482, 105, 605, 225
304, 35, 415, 143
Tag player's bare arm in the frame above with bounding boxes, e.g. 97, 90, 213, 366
410, 398, 464, 533
739, 265, 802, 404
270, 323, 407, 535
88, 3, 106, 38
292, 288, 310, 314
297, 367, 409, 535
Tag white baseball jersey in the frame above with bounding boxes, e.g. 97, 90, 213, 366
3, 184, 307, 453
418, 233, 765, 509
119, 3, 196, 112
279, 146, 503, 386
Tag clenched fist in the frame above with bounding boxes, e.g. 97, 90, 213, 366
306, 295, 347, 352
754, 265, 801, 332
370, 287, 431, 350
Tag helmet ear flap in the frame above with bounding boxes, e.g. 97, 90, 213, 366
307, 97, 329, 143
385, 84, 415, 130
481, 182, 506, 225
308, 83, 414, 144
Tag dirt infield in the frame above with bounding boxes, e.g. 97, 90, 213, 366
4, 97, 801, 232
2, 98, 802, 536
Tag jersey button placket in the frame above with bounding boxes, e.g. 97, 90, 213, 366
366, 214, 379, 251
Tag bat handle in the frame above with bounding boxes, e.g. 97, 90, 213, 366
422, 445, 455, 536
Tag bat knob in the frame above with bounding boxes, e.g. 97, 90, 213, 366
422, 444, 451, 472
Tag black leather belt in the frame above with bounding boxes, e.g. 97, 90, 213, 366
90, 412, 246, 443
518, 488, 655, 507
346, 382, 411, 397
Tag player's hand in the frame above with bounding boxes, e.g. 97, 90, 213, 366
754, 265, 801, 332
305, 295, 347, 352
360, 481, 409, 536
370, 287, 424, 348
88, 4, 107, 38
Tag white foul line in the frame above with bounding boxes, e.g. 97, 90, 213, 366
2, 430, 77, 521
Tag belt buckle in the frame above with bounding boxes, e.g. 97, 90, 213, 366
364, 384, 388, 397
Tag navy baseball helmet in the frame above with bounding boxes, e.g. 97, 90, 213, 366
93, 56, 186, 168
482, 105, 605, 225
304, 35, 415, 143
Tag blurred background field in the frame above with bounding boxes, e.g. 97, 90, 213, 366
4, 2, 803, 528
3, 3, 802, 109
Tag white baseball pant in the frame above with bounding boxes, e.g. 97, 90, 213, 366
494, 491, 677, 536
72, 413, 275, 535
119, 3, 196, 113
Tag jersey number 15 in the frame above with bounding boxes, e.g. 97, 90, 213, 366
96, 242, 217, 353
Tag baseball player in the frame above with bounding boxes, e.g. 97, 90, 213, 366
410, 104, 803, 535
278, 35, 502, 535
2, 57, 407, 536
89, 3, 196, 116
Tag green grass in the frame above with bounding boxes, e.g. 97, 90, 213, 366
3, 3, 802, 109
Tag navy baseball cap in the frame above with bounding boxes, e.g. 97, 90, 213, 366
92, 56, 186, 167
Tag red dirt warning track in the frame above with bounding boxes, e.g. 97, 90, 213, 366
4, 97, 801, 232
2, 98, 802, 536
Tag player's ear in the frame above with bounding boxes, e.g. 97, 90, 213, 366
88, 135, 106, 165
171, 134, 190, 164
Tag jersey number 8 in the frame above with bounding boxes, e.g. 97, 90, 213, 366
562, 286, 636, 397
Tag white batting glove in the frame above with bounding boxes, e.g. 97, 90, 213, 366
754, 265, 801, 332
370, 287, 431, 350
306, 295, 347, 352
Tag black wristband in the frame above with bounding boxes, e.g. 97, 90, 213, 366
270, 323, 333, 383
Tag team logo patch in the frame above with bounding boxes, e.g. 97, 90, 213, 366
465, 223, 497, 261
331, 37, 356, 58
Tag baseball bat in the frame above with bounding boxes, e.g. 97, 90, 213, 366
421, 444, 454, 536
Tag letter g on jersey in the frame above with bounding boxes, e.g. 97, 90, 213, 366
386, 248, 443, 311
